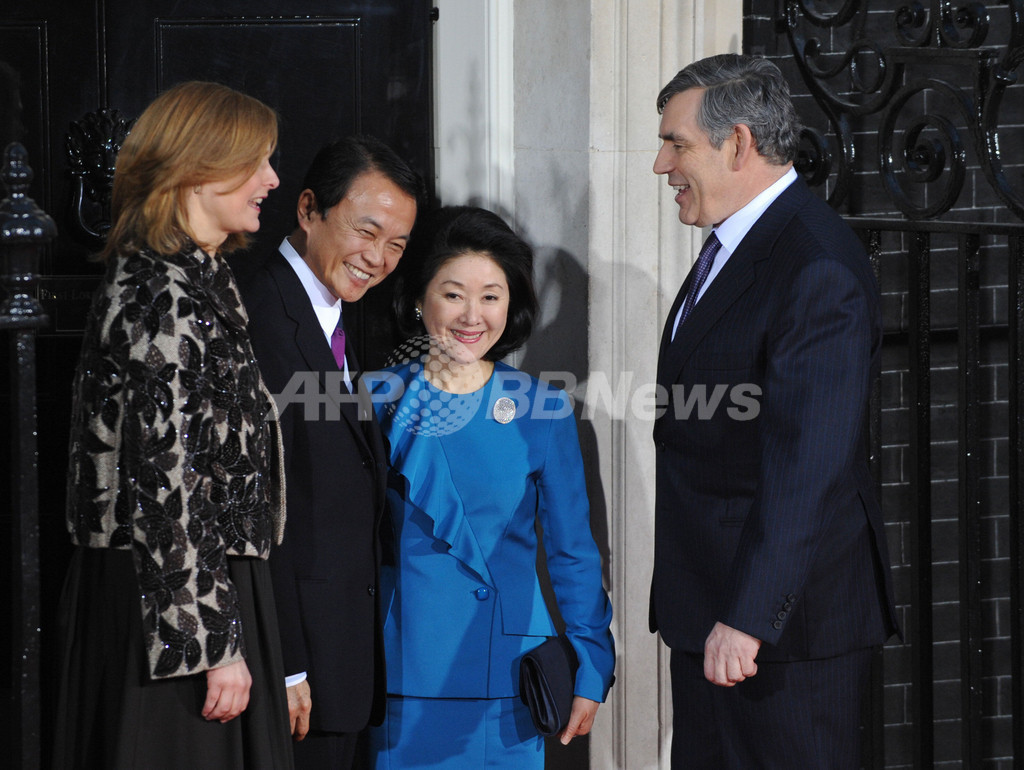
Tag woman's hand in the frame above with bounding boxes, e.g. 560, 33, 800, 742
559, 696, 600, 745
203, 660, 252, 723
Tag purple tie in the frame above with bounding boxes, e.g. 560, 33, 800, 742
331, 323, 346, 369
678, 232, 721, 327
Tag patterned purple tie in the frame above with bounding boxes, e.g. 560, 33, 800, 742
331, 323, 346, 369
678, 231, 721, 327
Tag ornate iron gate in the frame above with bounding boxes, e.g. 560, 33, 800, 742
748, 0, 1024, 765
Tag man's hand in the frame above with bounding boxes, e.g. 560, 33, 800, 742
287, 679, 312, 740
704, 621, 761, 687
559, 696, 600, 745
203, 660, 252, 722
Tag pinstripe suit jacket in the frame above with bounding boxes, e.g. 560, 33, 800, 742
650, 177, 899, 661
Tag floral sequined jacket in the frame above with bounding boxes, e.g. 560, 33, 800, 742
66, 244, 286, 679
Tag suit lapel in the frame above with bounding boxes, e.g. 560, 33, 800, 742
343, 327, 390, 490
379, 364, 495, 586
657, 177, 810, 388
658, 272, 693, 358
658, 253, 756, 388
266, 253, 372, 455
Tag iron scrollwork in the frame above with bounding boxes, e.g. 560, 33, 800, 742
879, 78, 970, 218
781, 0, 1024, 220
65, 108, 134, 247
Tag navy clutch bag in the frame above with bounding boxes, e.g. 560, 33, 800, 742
518, 635, 579, 737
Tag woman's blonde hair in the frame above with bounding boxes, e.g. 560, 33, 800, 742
100, 81, 278, 260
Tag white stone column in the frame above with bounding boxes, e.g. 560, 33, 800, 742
587, 2, 741, 768
434, 1, 742, 766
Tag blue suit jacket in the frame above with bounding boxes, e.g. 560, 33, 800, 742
650, 177, 899, 661
367, 361, 615, 700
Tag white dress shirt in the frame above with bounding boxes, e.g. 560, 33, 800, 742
279, 236, 352, 388
671, 167, 798, 340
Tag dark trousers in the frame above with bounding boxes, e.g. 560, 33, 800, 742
670, 647, 874, 769
293, 729, 361, 769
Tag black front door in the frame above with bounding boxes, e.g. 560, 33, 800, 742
0, 4, 433, 762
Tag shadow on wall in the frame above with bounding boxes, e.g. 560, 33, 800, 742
463, 199, 609, 593
519, 244, 606, 770
453, 196, 649, 769
522, 241, 667, 770
455, 199, 609, 591
520, 245, 609, 588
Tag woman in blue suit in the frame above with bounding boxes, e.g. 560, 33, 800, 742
365, 207, 615, 768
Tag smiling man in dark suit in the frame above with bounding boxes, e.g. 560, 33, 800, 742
239, 136, 419, 768
649, 54, 899, 768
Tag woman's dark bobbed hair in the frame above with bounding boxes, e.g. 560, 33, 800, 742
393, 205, 539, 362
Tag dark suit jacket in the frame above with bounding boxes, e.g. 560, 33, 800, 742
239, 250, 389, 732
650, 176, 899, 662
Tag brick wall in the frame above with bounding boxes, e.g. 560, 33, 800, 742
744, 0, 1023, 765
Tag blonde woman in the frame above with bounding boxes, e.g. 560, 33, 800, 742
55, 81, 291, 769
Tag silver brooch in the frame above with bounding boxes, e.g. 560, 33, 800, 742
492, 396, 516, 424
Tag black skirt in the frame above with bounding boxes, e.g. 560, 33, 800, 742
52, 547, 294, 770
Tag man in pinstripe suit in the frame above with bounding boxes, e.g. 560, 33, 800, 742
649, 54, 899, 768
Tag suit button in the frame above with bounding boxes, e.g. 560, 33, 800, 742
367, 585, 376, 596
474, 587, 490, 601
776, 611, 787, 620
783, 602, 793, 611
787, 594, 797, 602
362, 457, 372, 468
772, 620, 783, 630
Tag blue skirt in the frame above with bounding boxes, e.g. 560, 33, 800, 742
368, 695, 543, 769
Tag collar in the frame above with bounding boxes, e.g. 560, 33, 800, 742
279, 236, 343, 341
714, 166, 797, 254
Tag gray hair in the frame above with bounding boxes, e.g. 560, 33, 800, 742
657, 54, 801, 166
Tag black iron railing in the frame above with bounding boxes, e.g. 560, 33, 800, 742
0, 143, 54, 769
850, 216, 1024, 767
